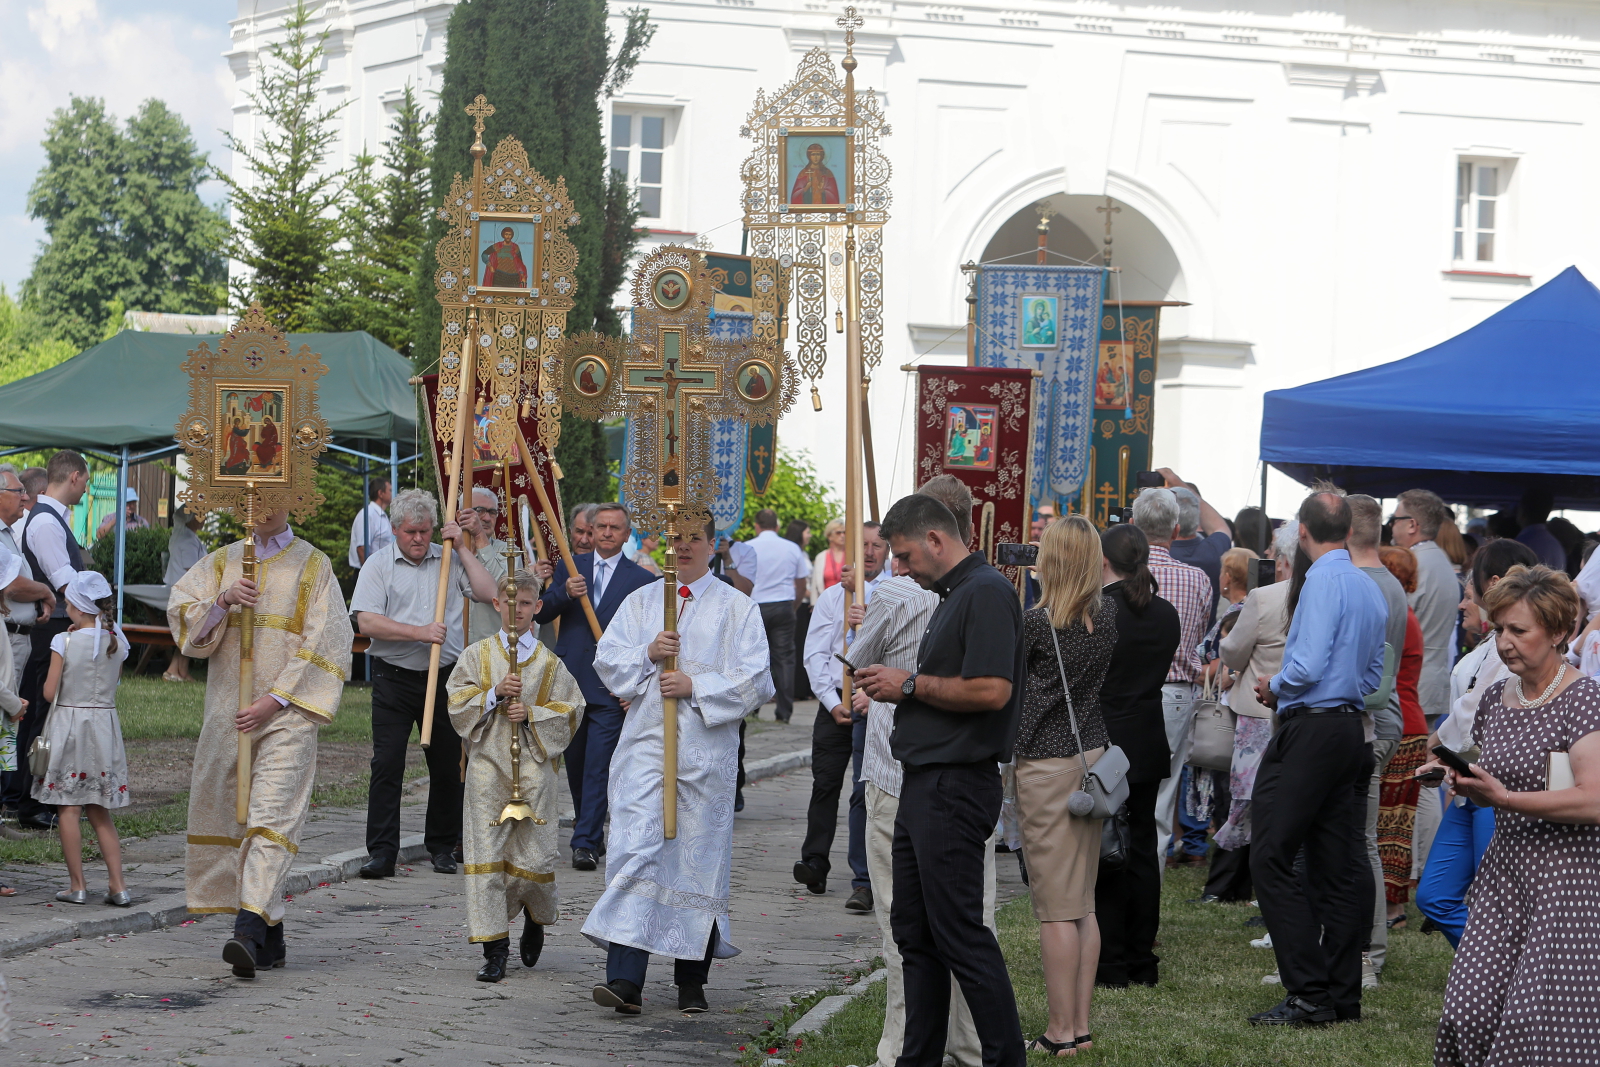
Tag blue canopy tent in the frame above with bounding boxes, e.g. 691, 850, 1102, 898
1261, 266, 1600, 509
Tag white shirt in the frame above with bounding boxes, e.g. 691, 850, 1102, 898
803, 568, 889, 713
348, 501, 396, 568
747, 529, 809, 605
23, 495, 77, 592
847, 575, 941, 798
0, 521, 36, 627
591, 549, 624, 605
726, 540, 758, 584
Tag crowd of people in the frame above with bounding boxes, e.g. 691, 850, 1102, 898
6, 451, 1600, 1066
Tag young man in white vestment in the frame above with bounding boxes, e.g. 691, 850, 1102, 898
583, 521, 773, 1015
446, 568, 584, 983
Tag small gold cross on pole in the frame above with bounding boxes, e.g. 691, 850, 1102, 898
1096, 196, 1121, 267
837, 6, 864, 49
466, 94, 496, 159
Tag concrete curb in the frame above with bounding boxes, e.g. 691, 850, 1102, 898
0, 834, 431, 960
789, 967, 888, 1037
0, 748, 814, 960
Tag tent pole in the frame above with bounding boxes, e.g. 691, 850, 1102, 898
390, 439, 399, 495
115, 445, 129, 623
1260, 463, 1268, 513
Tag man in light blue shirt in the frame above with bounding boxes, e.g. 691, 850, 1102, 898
1247, 491, 1386, 1030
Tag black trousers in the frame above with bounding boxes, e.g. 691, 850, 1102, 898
793, 602, 815, 700
366, 660, 464, 862
892, 763, 1024, 1067
1249, 711, 1374, 1017
758, 601, 796, 721
1094, 778, 1161, 986
607, 926, 720, 988
13, 618, 70, 819
1204, 842, 1253, 903
800, 706, 867, 886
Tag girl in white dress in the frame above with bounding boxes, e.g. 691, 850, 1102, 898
32, 571, 131, 906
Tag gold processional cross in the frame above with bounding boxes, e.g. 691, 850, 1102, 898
629, 330, 720, 496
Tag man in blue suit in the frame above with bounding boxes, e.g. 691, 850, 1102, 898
534, 503, 659, 870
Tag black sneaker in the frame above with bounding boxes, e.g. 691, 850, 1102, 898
592, 978, 642, 1014
1249, 995, 1336, 1027
844, 887, 873, 913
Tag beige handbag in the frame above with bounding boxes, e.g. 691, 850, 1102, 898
27, 734, 49, 778
1188, 671, 1236, 772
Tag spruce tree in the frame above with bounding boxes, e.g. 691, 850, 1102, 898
216, 0, 345, 330
24, 97, 224, 349
419, 0, 654, 506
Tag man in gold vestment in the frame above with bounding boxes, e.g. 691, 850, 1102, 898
169, 508, 352, 979
447, 569, 584, 982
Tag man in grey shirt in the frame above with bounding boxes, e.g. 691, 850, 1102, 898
1347, 495, 1406, 985
350, 489, 498, 878
1391, 489, 1459, 724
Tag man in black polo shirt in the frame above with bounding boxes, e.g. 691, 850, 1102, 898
855, 493, 1025, 1067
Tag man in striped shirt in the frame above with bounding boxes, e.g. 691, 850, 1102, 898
1131, 487, 1213, 867
848, 477, 992, 1067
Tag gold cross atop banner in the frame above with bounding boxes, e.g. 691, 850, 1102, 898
465, 94, 496, 149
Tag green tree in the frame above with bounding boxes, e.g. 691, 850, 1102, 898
0, 288, 76, 387
23, 97, 225, 349
733, 448, 841, 556
216, 0, 345, 330
419, 0, 654, 504
309, 85, 433, 356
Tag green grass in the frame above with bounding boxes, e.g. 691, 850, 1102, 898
309, 763, 429, 810
758, 867, 1452, 1066
0, 791, 190, 866
118, 674, 374, 743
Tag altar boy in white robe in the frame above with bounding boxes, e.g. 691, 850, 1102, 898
584, 520, 773, 1015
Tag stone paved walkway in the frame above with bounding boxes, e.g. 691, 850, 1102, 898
0, 707, 1031, 1066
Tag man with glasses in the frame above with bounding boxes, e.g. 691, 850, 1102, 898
457, 486, 509, 646
0, 464, 54, 716
1389, 490, 1459, 727
535, 503, 658, 871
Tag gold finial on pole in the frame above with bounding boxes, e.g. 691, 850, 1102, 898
1035, 200, 1058, 266
837, 6, 863, 72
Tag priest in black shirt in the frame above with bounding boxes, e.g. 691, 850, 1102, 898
855, 493, 1026, 1067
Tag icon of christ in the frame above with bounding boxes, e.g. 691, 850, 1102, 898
481, 226, 529, 288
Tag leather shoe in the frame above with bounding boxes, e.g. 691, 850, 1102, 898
359, 856, 394, 879
793, 860, 825, 895
1187, 894, 1223, 905
734, 789, 745, 813
520, 914, 545, 968
477, 938, 510, 983
678, 983, 709, 1013
1249, 995, 1336, 1027
572, 847, 598, 871
222, 938, 259, 980
592, 978, 642, 1014
20, 812, 56, 831
432, 853, 458, 874
844, 887, 873, 913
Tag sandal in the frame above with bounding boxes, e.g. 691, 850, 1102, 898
0, 884, 15, 897
1075, 1033, 1094, 1050
1386, 915, 1407, 931
1026, 1034, 1077, 1057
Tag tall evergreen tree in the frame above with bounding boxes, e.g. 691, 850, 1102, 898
24, 97, 224, 349
216, 0, 345, 330
309, 86, 434, 356
419, 0, 654, 506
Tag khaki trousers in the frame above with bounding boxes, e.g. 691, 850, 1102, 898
866, 782, 994, 1067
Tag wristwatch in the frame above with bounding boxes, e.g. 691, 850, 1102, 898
901, 673, 918, 700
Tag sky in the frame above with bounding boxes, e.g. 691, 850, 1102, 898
0, 0, 231, 297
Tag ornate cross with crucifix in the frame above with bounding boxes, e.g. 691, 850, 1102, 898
1097, 196, 1121, 267
560, 245, 796, 839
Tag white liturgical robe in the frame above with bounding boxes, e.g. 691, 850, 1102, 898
582, 571, 773, 961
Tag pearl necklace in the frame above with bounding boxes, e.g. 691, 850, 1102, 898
1515, 663, 1567, 708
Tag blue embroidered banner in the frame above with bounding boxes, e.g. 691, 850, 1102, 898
975, 264, 1106, 502
623, 312, 752, 538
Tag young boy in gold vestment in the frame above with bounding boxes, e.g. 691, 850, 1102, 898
447, 568, 584, 982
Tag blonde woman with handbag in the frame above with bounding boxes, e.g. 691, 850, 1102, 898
1015, 516, 1126, 1056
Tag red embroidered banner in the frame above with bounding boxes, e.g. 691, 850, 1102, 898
419, 373, 566, 567
915, 365, 1036, 563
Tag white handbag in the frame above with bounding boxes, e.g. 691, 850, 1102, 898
1048, 622, 1130, 820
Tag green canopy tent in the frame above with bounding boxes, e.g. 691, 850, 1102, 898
0, 329, 423, 619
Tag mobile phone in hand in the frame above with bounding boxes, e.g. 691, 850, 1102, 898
834, 652, 857, 672
1431, 745, 1477, 778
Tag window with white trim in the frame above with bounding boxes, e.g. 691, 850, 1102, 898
610, 108, 674, 221
1454, 159, 1512, 265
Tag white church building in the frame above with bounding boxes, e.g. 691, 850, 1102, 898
227, 0, 1600, 518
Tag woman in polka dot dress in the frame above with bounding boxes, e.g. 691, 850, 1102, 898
1427, 564, 1600, 1067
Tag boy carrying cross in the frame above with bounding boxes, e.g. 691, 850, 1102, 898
446, 567, 585, 982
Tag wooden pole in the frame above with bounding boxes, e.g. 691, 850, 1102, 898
513, 427, 602, 639
861, 377, 880, 523
660, 506, 679, 840
235, 484, 259, 824
421, 306, 478, 749
841, 26, 866, 714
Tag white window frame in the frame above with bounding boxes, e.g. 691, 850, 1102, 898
1453, 157, 1515, 268
609, 105, 680, 225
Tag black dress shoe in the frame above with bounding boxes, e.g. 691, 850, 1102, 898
358, 856, 394, 879
19, 812, 56, 831
592, 978, 642, 1014
734, 789, 745, 813
520, 914, 545, 968
1249, 995, 1336, 1027
264, 921, 286, 968
793, 860, 825, 895
572, 847, 598, 871
477, 938, 510, 983
222, 938, 259, 980
452, 842, 464, 863
1187, 894, 1222, 905
844, 887, 873, 913
432, 853, 458, 874
678, 983, 709, 1013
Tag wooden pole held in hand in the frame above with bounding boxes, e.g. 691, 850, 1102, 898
661, 506, 679, 840
236, 484, 259, 824
513, 427, 602, 640
422, 306, 478, 748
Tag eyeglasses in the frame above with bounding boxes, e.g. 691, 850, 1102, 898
468, 506, 499, 516
0, 486, 21, 495
1392, 514, 1417, 526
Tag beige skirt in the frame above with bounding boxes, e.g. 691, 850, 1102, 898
1015, 750, 1104, 921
